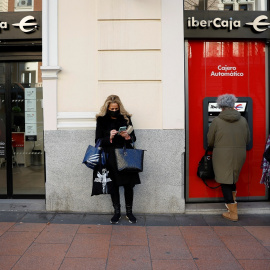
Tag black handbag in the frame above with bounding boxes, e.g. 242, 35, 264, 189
197, 148, 220, 189
115, 143, 145, 172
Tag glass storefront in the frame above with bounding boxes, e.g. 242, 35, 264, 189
0, 62, 45, 197
184, 0, 267, 11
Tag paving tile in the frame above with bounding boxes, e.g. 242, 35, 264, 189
152, 259, 198, 270
219, 235, 270, 260
203, 215, 241, 226
244, 226, 270, 246
111, 226, 148, 246
20, 213, 55, 223
9, 222, 46, 232
238, 215, 270, 226
175, 215, 209, 226
182, 236, 224, 248
23, 243, 69, 257
107, 247, 151, 270
35, 231, 75, 244
180, 226, 217, 239
195, 259, 243, 270
213, 226, 251, 236
146, 226, 181, 236
0, 222, 15, 235
106, 257, 152, 270
82, 214, 113, 225
77, 224, 112, 234
34, 224, 78, 244
0, 231, 39, 255
59, 258, 107, 270
148, 234, 192, 260
0, 212, 26, 222
0, 255, 20, 270
41, 223, 79, 234
66, 233, 110, 258
50, 213, 84, 224
108, 245, 150, 260
145, 215, 178, 226
188, 246, 236, 261
12, 256, 64, 270
181, 226, 224, 248
238, 259, 270, 270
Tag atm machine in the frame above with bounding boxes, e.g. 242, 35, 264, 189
203, 97, 253, 150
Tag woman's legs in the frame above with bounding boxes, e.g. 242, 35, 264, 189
110, 184, 137, 224
110, 186, 121, 224
221, 184, 235, 204
221, 184, 238, 221
124, 185, 137, 223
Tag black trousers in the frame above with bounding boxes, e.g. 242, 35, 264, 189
111, 185, 134, 207
221, 184, 236, 204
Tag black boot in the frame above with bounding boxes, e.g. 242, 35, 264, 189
111, 204, 121, 224
126, 205, 137, 223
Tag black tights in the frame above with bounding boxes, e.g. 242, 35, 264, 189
221, 184, 236, 204
110, 185, 134, 207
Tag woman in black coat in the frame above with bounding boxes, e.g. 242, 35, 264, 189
95, 95, 140, 224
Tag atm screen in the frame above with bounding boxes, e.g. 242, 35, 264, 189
208, 102, 247, 113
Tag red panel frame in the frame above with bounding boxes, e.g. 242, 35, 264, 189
188, 41, 266, 200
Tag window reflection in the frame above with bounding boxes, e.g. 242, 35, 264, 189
184, 0, 267, 11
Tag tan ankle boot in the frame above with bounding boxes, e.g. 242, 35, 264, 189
232, 191, 237, 203
222, 203, 238, 221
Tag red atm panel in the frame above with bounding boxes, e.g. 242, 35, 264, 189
187, 41, 266, 201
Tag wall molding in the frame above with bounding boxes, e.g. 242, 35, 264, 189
41, 66, 62, 79
57, 112, 97, 129
42, 0, 60, 130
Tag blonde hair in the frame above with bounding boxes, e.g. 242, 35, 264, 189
96, 95, 132, 123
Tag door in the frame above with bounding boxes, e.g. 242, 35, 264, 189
186, 41, 267, 202
0, 62, 45, 198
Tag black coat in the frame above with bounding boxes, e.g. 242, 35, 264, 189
94, 114, 141, 186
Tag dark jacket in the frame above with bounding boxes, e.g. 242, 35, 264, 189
207, 109, 250, 185
95, 114, 140, 186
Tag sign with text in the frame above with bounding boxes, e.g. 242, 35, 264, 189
184, 11, 270, 40
0, 11, 41, 40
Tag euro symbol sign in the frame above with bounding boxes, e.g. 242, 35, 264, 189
245, 15, 270, 32
12, 16, 38, 33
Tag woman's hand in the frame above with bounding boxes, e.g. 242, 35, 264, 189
110, 129, 118, 143
120, 131, 131, 140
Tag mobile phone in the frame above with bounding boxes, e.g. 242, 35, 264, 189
118, 126, 127, 133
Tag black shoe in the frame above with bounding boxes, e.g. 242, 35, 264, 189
126, 212, 137, 223
110, 204, 121, 224
110, 213, 121, 224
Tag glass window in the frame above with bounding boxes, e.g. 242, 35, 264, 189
184, 0, 268, 11
14, 0, 34, 12
224, 4, 234, 10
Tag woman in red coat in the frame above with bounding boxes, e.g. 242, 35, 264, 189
95, 95, 140, 224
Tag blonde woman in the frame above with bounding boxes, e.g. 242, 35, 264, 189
95, 95, 140, 224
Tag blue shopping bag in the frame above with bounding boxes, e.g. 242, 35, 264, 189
82, 139, 106, 170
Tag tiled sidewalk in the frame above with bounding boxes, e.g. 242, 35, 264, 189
0, 212, 270, 270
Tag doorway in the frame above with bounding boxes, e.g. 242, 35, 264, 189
0, 62, 45, 198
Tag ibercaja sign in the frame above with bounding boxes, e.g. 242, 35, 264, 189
184, 11, 270, 40
0, 11, 41, 40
